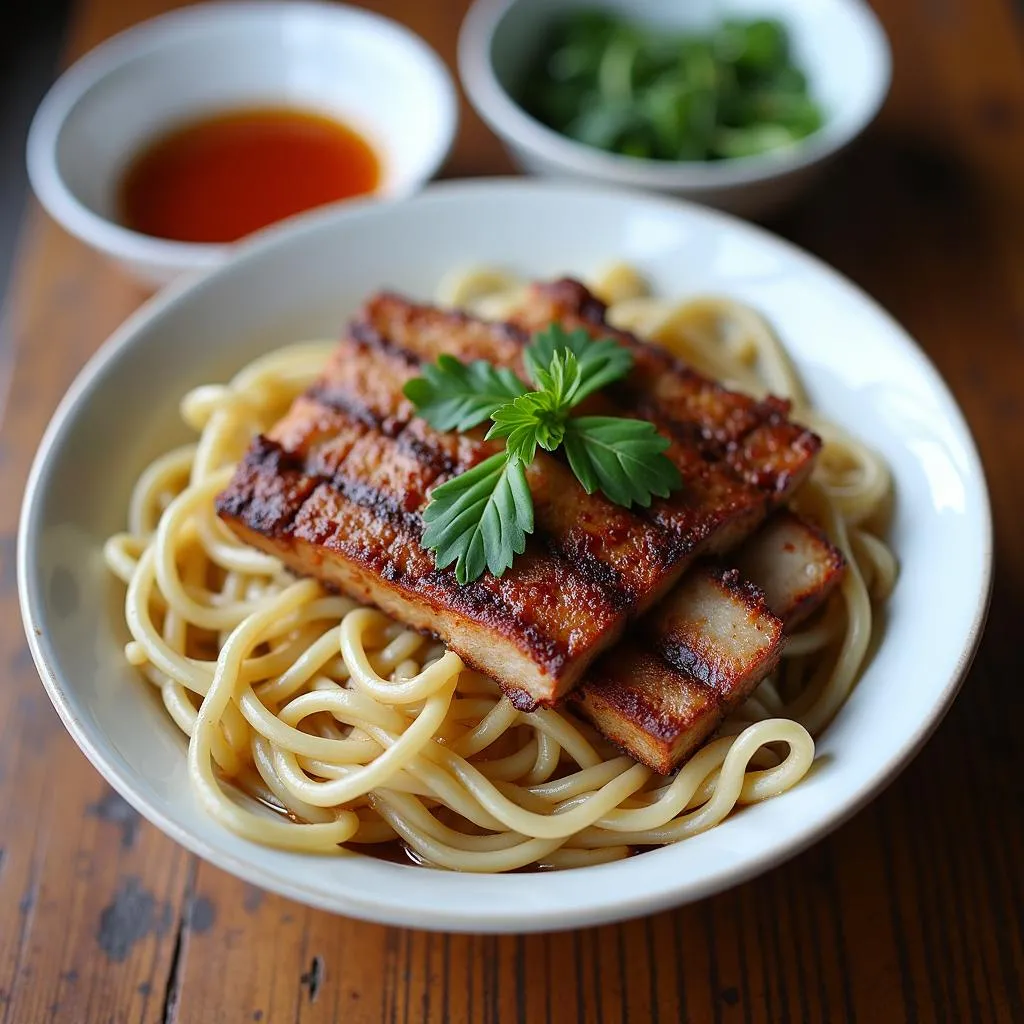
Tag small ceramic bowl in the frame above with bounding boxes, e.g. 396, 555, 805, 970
458, 0, 891, 218
27, 1, 458, 287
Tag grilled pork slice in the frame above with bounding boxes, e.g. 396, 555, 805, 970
219, 340, 747, 708
293, 333, 745, 612
352, 290, 820, 559
574, 568, 784, 774
734, 510, 847, 627
220, 403, 637, 709
218, 290, 819, 708
364, 286, 820, 503
507, 279, 821, 499
574, 512, 847, 773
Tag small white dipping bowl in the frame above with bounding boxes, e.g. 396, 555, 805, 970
459, 0, 891, 217
27, 1, 458, 287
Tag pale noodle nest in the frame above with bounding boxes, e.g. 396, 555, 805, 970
104, 265, 896, 872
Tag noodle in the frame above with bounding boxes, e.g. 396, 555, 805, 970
104, 265, 895, 872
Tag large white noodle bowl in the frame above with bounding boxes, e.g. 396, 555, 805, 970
19, 180, 990, 931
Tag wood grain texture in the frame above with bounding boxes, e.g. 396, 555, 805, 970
1, 0, 1022, 1021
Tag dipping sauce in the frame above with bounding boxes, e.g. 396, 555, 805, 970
119, 106, 380, 243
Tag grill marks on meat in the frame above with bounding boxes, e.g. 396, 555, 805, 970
573, 512, 846, 773
507, 278, 821, 497
220, 336, 676, 704
574, 568, 785, 774
223, 399, 634, 700
303, 337, 683, 611
356, 290, 784, 559
218, 282, 823, 714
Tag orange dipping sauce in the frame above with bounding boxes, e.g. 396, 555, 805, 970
119, 106, 380, 243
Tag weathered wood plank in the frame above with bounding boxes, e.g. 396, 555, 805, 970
0, 0, 1021, 1021
0, 213, 185, 1024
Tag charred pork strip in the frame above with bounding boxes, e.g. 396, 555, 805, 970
574, 512, 847, 773
733, 509, 847, 627
297, 336, 687, 611
218, 292, 822, 710
507, 278, 821, 499
574, 567, 784, 774
219, 418, 632, 706
352, 293, 773, 556
362, 287, 819, 503
220, 340, 691, 707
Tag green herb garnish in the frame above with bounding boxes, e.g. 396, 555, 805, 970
401, 355, 527, 432
403, 324, 681, 583
420, 452, 534, 585
563, 416, 681, 509
523, 323, 633, 401
520, 13, 823, 163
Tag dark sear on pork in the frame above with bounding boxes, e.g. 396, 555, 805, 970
574, 511, 846, 772
217, 280, 822, 750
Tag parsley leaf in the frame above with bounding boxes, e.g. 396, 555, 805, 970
523, 323, 634, 401
487, 396, 553, 464
406, 322, 681, 583
402, 355, 527, 432
486, 350, 582, 463
530, 348, 582, 408
563, 416, 681, 508
421, 452, 534, 584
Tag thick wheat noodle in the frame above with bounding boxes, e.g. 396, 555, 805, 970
104, 264, 895, 871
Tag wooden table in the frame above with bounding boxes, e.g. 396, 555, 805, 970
2, 1, 1022, 1020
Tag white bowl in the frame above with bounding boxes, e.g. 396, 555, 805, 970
19, 179, 990, 932
27, 1, 458, 287
459, 0, 891, 217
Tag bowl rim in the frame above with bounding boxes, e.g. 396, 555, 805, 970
458, 0, 892, 190
26, 0, 459, 274
18, 178, 992, 932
